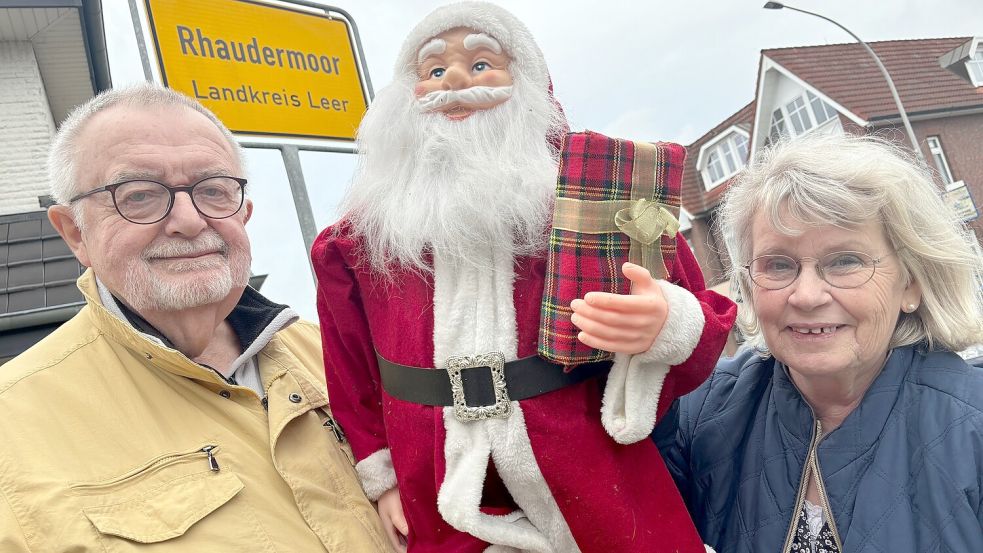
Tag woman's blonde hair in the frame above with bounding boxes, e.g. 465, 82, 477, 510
719, 132, 983, 353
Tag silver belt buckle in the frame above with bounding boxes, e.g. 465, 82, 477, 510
445, 352, 513, 422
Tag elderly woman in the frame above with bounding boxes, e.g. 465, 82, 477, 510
655, 133, 983, 553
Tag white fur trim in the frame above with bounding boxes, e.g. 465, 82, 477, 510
600, 280, 705, 444
355, 449, 397, 502
432, 248, 578, 552
638, 280, 705, 366
705, 546, 716, 552
438, 406, 567, 553
394, 2, 549, 92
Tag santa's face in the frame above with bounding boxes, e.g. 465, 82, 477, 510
414, 27, 513, 120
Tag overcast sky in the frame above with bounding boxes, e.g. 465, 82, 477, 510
102, 0, 983, 320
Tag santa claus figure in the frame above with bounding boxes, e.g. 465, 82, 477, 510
312, 3, 735, 552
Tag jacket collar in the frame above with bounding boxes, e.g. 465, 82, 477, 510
772, 346, 916, 462
78, 269, 299, 381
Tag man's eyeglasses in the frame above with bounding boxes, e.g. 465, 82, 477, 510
745, 251, 888, 290
68, 176, 247, 225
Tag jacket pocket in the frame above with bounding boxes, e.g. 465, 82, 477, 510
70, 444, 273, 550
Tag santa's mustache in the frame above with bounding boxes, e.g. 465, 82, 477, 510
416, 85, 512, 112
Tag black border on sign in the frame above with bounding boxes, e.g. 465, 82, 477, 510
143, 0, 369, 141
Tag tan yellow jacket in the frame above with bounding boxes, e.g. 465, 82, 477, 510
0, 270, 391, 552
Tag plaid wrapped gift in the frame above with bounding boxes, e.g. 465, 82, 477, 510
538, 131, 686, 365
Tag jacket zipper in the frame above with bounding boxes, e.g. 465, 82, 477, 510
323, 416, 346, 443
781, 421, 843, 552
201, 445, 221, 471
71, 444, 220, 490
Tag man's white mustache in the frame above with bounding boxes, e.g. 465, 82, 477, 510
417, 85, 512, 112
143, 230, 228, 260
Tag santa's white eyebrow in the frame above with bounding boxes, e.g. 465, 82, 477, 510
463, 33, 502, 54
417, 38, 446, 64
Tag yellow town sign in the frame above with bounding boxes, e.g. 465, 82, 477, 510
145, 0, 369, 140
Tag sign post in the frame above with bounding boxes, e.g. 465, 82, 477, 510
129, 0, 374, 274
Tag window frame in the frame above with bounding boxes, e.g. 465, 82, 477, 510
926, 136, 955, 185
967, 46, 983, 87
765, 90, 839, 146
698, 127, 752, 191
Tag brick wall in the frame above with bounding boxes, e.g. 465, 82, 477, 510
0, 42, 56, 217
913, 113, 983, 240
687, 214, 729, 287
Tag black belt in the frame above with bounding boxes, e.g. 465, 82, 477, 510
377, 352, 611, 421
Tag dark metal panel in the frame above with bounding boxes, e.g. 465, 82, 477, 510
81, 0, 110, 92
0, 322, 63, 365
8, 288, 44, 312
45, 282, 83, 305
8, 219, 40, 240
0, 1, 81, 8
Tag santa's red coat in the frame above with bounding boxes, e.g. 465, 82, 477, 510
313, 224, 736, 552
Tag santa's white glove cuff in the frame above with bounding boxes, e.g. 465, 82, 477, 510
356, 448, 397, 501
638, 280, 705, 366
601, 280, 705, 444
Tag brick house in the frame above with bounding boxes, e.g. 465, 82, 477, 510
0, 3, 110, 363
684, 37, 983, 286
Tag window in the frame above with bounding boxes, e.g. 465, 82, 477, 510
700, 130, 751, 190
768, 108, 788, 144
807, 91, 837, 125
734, 133, 749, 162
967, 48, 983, 86
786, 96, 810, 135
706, 150, 725, 183
766, 91, 839, 145
926, 136, 954, 185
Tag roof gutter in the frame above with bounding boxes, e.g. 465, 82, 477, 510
0, 304, 84, 332
868, 104, 983, 125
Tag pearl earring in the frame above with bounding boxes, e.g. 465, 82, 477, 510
906, 303, 917, 312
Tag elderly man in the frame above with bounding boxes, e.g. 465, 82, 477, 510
0, 84, 391, 551
313, 3, 734, 552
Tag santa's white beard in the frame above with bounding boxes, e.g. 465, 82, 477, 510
342, 74, 565, 275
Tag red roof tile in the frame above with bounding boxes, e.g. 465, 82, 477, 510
763, 37, 983, 122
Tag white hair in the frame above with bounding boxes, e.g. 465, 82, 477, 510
339, 1, 567, 275
341, 66, 564, 275
120, 228, 251, 312
719, 132, 983, 353
47, 83, 245, 211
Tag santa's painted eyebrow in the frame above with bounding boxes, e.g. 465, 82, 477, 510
417, 38, 446, 64
463, 33, 502, 54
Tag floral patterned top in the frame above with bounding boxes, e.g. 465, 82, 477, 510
790, 500, 839, 553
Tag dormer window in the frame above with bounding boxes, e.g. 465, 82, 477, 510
968, 47, 983, 86
938, 37, 983, 87
699, 129, 749, 190
765, 91, 839, 145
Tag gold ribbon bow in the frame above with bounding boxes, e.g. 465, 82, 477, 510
549, 141, 680, 279
614, 198, 680, 246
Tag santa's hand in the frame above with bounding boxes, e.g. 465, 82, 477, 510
570, 262, 668, 355
378, 487, 409, 552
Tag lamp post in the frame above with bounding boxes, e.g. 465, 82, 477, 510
762, 2, 926, 163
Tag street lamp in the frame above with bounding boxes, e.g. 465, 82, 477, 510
762, 2, 926, 163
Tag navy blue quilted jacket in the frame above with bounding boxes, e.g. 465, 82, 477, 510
654, 345, 983, 552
